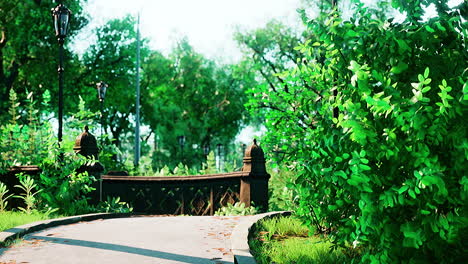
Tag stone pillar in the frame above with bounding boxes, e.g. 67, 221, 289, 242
239, 139, 270, 211
73, 126, 104, 204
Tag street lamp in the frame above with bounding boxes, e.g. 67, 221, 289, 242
51, 2, 71, 146
216, 144, 223, 171
203, 144, 210, 156
96, 81, 108, 144
178, 135, 185, 163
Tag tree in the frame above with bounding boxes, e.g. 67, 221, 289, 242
141, 39, 248, 170
242, 0, 467, 262
0, 0, 88, 122
79, 15, 150, 150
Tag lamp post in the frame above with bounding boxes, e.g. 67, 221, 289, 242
96, 81, 108, 144
203, 144, 210, 156
217, 144, 223, 171
178, 135, 185, 163
51, 2, 71, 146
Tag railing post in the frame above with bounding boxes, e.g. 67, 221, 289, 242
73, 126, 104, 204
240, 139, 270, 211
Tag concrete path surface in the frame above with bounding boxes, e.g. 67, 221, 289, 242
0, 215, 255, 264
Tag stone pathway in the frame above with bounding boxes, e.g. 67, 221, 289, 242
0, 215, 253, 264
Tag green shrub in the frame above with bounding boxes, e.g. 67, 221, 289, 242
214, 202, 258, 216
267, 165, 299, 211
0, 182, 14, 211
0, 89, 103, 216
247, 3, 467, 263
96, 196, 133, 213
13, 174, 42, 214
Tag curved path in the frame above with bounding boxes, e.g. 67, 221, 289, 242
0, 215, 254, 264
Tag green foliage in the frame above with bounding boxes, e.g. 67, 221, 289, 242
0, 181, 14, 212
250, 216, 349, 264
268, 165, 299, 211
13, 174, 42, 214
142, 39, 248, 170
201, 151, 217, 174
214, 202, 258, 216
0, 89, 57, 171
242, 1, 467, 263
96, 196, 133, 213
38, 154, 96, 216
1, 89, 101, 216
79, 15, 149, 153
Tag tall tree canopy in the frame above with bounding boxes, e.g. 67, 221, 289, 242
79, 15, 150, 149
0, 0, 88, 122
141, 39, 248, 169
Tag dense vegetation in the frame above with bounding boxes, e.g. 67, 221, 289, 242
239, 0, 467, 263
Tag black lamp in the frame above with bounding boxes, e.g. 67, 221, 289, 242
51, 2, 71, 147
51, 3, 71, 44
96, 81, 108, 102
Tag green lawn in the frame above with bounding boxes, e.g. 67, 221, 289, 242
0, 211, 53, 232
249, 216, 351, 264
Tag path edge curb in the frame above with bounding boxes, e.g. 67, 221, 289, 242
231, 211, 292, 264
0, 212, 131, 246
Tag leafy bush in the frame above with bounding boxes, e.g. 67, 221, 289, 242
0, 89, 103, 215
0, 89, 56, 171
0, 182, 14, 211
246, 2, 467, 263
13, 174, 42, 214
96, 196, 133, 213
38, 154, 97, 215
267, 165, 299, 211
214, 202, 258, 216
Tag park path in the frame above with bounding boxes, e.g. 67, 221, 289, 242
0, 215, 253, 264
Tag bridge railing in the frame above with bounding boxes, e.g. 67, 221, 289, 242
99, 141, 270, 215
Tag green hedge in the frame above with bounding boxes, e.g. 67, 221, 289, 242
248, 4, 467, 263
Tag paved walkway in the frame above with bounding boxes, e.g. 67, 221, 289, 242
0, 215, 254, 264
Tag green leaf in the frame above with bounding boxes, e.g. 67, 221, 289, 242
345, 30, 358, 38
425, 25, 435, 33
435, 22, 446, 31
359, 164, 371, 171
424, 67, 430, 78
390, 61, 408, 74
398, 185, 409, 194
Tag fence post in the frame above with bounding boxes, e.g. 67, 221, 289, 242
240, 139, 270, 211
73, 126, 104, 204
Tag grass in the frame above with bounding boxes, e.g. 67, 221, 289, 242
0, 211, 53, 232
249, 216, 351, 264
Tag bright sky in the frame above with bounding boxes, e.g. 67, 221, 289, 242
73, 0, 303, 63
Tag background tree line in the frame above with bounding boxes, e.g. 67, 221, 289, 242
0, 0, 250, 171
